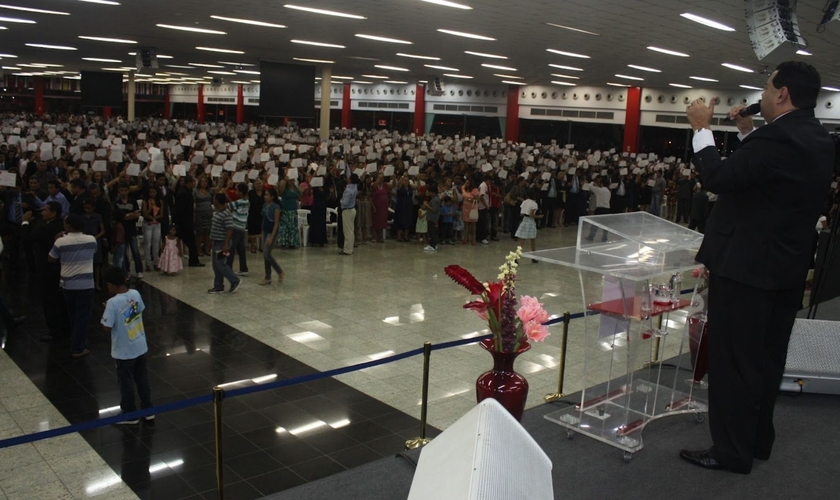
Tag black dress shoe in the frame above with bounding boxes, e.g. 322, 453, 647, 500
188, 262, 206, 267
679, 449, 726, 470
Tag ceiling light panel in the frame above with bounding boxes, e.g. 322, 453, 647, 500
721, 63, 753, 73
669, 83, 692, 88
396, 53, 439, 60
627, 64, 660, 73
233, 69, 260, 74
79, 36, 137, 44
481, 63, 516, 71
384, 80, 407, 84
424, 64, 458, 71
189, 63, 224, 68
647, 46, 690, 57
283, 5, 366, 19
551, 81, 576, 86
436, 29, 495, 40
680, 13, 736, 31
352, 80, 371, 84
502, 80, 526, 85
739, 85, 762, 90
218, 61, 254, 66
26, 43, 77, 50
546, 49, 590, 58
689, 76, 718, 82
464, 51, 507, 59
493, 74, 521, 79
0, 4, 69, 15
548, 64, 583, 71
156, 24, 226, 34
606, 82, 630, 87
545, 22, 599, 35
822, 86, 840, 92
615, 74, 644, 81
0, 14, 34, 23
196, 47, 244, 54
77, 1, 121, 5
796, 50, 812, 56
444, 73, 472, 79
361, 74, 388, 79
82, 57, 121, 62
209, 15, 285, 28
550, 73, 579, 79
0, 53, 17, 57
374, 65, 409, 71
293, 57, 334, 63
355, 34, 412, 44
421, 0, 472, 9
291, 40, 345, 48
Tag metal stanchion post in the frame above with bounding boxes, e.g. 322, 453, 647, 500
213, 387, 225, 500
645, 315, 664, 367
545, 311, 571, 402
406, 342, 432, 450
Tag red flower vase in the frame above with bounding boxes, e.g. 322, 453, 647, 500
475, 338, 531, 421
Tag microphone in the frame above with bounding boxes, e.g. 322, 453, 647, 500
724, 101, 761, 121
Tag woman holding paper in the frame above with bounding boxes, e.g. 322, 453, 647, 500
394, 176, 413, 242
277, 177, 300, 249
142, 186, 163, 272
461, 178, 479, 245
370, 174, 390, 243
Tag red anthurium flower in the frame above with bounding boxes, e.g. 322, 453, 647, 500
485, 281, 505, 318
444, 265, 486, 295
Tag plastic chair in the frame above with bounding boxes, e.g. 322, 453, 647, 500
297, 209, 311, 247
326, 207, 338, 240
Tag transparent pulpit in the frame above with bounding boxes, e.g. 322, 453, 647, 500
522, 212, 708, 461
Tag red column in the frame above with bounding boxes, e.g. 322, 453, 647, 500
341, 83, 352, 129
413, 84, 425, 135
504, 85, 520, 143
103, 107, 112, 118
236, 84, 245, 124
163, 86, 171, 119
197, 84, 205, 124
34, 77, 45, 115
622, 86, 642, 153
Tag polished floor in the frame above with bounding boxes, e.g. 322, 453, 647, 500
1, 221, 697, 499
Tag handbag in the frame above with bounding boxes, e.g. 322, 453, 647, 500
469, 208, 479, 221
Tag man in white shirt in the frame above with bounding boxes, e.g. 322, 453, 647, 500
585, 177, 612, 242
477, 174, 490, 244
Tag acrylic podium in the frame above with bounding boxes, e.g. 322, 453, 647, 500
523, 212, 708, 461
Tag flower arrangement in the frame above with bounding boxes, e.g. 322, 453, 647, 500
445, 246, 550, 353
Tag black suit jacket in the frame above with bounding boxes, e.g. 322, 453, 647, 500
691, 108, 834, 290
22, 217, 64, 276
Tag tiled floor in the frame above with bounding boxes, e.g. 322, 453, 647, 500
1, 222, 699, 499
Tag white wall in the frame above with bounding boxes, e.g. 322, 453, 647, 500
517, 85, 628, 124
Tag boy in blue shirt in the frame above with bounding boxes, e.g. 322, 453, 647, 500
101, 266, 154, 425
440, 196, 455, 245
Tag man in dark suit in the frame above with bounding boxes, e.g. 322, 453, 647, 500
682, 61, 834, 474
174, 175, 204, 267
22, 201, 68, 341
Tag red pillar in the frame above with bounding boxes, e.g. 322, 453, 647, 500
413, 84, 425, 135
504, 85, 520, 143
34, 77, 45, 115
236, 84, 245, 124
341, 83, 352, 129
622, 86, 642, 153
103, 106, 112, 118
197, 84, 205, 124
163, 86, 170, 119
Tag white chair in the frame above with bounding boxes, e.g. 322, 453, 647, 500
297, 209, 311, 247
326, 207, 338, 240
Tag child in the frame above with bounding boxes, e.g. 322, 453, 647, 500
100, 266, 153, 425
209, 193, 242, 294
158, 225, 183, 275
440, 196, 455, 245
415, 208, 428, 245
515, 189, 543, 263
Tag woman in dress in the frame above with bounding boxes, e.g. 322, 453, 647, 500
461, 178, 479, 245
355, 175, 372, 244
141, 186, 163, 272
277, 176, 300, 249
193, 175, 214, 256
308, 180, 328, 246
248, 179, 265, 253
158, 225, 183, 276
394, 176, 414, 242
260, 188, 283, 285
370, 174, 391, 243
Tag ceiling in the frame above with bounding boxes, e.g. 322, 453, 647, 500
1, 0, 839, 90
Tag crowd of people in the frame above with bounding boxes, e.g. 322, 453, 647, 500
0, 112, 837, 328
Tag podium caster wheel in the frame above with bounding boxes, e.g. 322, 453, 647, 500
623, 451, 633, 463
694, 413, 705, 423
566, 429, 574, 440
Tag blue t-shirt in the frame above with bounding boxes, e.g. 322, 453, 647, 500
101, 289, 148, 360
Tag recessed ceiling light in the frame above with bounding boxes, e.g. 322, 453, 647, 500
283, 5, 366, 19
356, 34, 412, 44
26, 43, 77, 50
463, 51, 507, 59
0, 26, 6, 30
293, 57, 334, 64
627, 64, 661, 73
218, 61, 254, 66
374, 65, 409, 72
1, 66, 21, 70
551, 81, 576, 86
208, 70, 236, 75
721, 63, 753, 73
233, 69, 260, 74
444, 73, 472, 79
680, 13, 736, 32
251, 80, 260, 83
331, 75, 353, 79
0, 5, 69, 15
424, 64, 458, 71
607, 82, 630, 87
546, 49, 590, 59
421, 0, 472, 9
19, 63, 62, 68
689, 76, 718, 82
0, 53, 17, 57
209, 15, 286, 28
63, 75, 81, 79
101, 67, 135, 71
502, 80, 526, 85
352, 80, 372, 84
77, 0, 120, 5
82, 57, 122, 62
436, 29, 495, 40
545, 22, 599, 36
166, 65, 194, 69
739, 84, 762, 90
0, 14, 33, 23
361, 74, 388, 79
494, 74, 521, 79
647, 46, 690, 57
548, 64, 583, 71
419, 80, 427, 83
822, 86, 840, 92
196, 46, 244, 54
79, 36, 137, 44
396, 53, 439, 60
156, 24, 226, 34
481, 63, 516, 71
291, 40, 345, 48
384, 80, 407, 84
189, 63, 224, 68
550, 73, 579, 80
796, 50, 812, 56
165, 72, 187, 76
669, 83, 693, 88
615, 74, 644, 81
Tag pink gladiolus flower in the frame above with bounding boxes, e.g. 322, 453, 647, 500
517, 295, 549, 325
691, 268, 702, 279
524, 320, 550, 342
